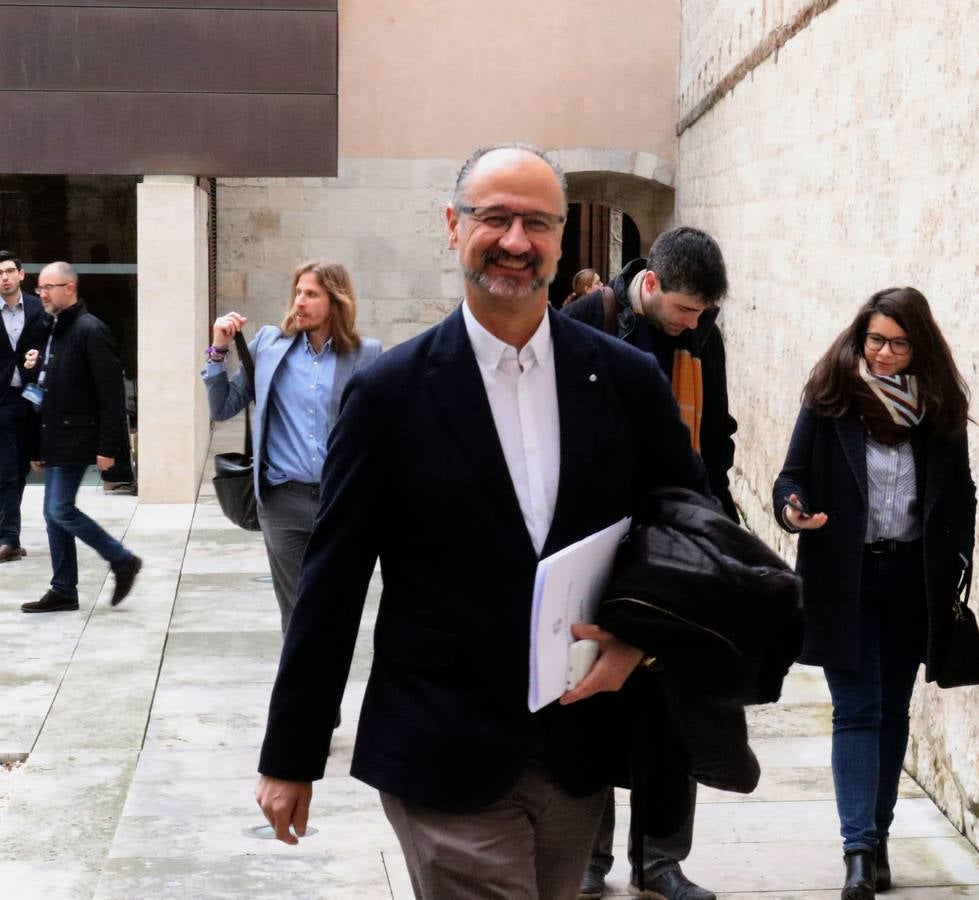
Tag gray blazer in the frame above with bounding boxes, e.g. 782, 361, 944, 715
202, 325, 383, 498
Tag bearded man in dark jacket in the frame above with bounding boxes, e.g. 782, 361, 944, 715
564, 227, 736, 900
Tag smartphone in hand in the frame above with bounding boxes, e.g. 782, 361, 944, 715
785, 495, 810, 518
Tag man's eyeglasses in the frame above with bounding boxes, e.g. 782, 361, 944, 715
457, 205, 566, 235
0, 267, 20, 278
37, 283, 70, 293
865, 332, 912, 356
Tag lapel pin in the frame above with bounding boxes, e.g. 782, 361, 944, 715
588, 374, 597, 383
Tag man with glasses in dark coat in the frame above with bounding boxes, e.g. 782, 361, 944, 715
20, 261, 141, 613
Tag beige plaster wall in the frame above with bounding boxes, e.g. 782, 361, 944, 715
338, 0, 679, 162
676, 0, 979, 843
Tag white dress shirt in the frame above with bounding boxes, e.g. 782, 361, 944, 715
462, 300, 561, 556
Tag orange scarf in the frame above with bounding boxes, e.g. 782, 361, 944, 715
672, 349, 703, 454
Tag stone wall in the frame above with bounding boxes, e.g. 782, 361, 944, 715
216, 160, 462, 349
676, 0, 979, 842
216, 149, 677, 347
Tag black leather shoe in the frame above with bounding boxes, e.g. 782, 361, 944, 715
111, 555, 142, 606
579, 863, 606, 898
0, 544, 26, 563
842, 850, 876, 900
875, 837, 891, 891
631, 866, 716, 899
21, 590, 79, 613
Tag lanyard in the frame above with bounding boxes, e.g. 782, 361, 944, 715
36, 330, 55, 388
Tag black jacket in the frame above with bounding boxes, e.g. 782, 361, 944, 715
38, 301, 128, 466
563, 258, 739, 521
594, 487, 803, 837
773, 406, 976, 676
0, 292, 48, 390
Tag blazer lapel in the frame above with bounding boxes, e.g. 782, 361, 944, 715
331, 348, 356, 424
425, 307, 535, 556
834, 413, 868, 508
541, 310, 601, 556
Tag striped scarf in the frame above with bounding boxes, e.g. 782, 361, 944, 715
852, 357, 925, 444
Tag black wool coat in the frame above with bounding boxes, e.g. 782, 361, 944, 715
773, 406, 976, 676
38, 301, 128, 466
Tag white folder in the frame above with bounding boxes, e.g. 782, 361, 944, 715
527, 516, 631, 712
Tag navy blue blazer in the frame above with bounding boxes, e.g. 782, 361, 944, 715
773, 406, 976, 676
0, 293, 48, 392
259, 305, 712, 811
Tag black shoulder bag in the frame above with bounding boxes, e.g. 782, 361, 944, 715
212, 332, 261, 531
934, 561, 979, 688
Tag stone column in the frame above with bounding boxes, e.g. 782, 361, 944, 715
136, 176, 211, 502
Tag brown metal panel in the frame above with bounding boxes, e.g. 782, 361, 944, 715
0, 2, 336, 9
3, 92, 338, 177
2, 7, 336, 94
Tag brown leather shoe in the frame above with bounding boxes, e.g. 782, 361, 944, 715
0, 544, 26, 563
22, 590, 79, 613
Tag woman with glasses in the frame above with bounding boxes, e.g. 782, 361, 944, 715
772, 287, 975, 900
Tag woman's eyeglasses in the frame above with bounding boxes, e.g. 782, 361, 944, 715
864, 332, 911, 356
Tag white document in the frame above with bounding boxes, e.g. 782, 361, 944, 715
527, 516, 631, 712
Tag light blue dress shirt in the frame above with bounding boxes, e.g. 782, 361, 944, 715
262, 335, 337, 485
206, 334, 337, 486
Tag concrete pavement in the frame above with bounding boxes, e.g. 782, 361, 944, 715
2, 420, 979, 898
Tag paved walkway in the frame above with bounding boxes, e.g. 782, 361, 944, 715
2, 421, 979, 899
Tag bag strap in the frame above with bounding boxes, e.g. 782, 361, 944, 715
234, 331, 255, 458
600, 285, 618, 336
955, 558, 973, 616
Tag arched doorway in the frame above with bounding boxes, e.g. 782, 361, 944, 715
550, 203, 642, 306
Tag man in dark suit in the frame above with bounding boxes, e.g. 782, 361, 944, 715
255, 144, 712, 899
0, 250, 49, 562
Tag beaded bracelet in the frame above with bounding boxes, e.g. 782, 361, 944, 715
205, 344, 230, 363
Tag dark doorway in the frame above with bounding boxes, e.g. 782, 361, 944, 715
550, 203, 640, 306
0, 175, 138, 379
0, 175, 138, 486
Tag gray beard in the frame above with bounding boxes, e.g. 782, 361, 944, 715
464, 268, 549, 299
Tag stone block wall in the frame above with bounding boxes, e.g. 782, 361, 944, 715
216, 149, 678, 348
677, 0, 979, 842
216, 159, 463, 350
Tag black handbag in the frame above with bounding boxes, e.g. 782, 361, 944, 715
212, 332, 261, 531
934, 562, 979, 689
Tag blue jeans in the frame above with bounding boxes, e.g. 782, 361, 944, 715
823, 550, 926, 854
44, 465, 130, 600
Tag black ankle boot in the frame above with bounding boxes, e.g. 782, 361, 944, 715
875, 837, 891, 891
842, 850, 876, 900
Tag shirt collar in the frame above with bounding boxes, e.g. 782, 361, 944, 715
1, 293, 24, 312
462, 299, 553, 371
302, 334, 333, 356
